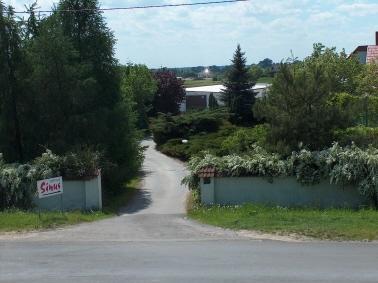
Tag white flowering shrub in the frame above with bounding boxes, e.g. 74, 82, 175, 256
0, 150, 101, 210
184, 143, 378, 205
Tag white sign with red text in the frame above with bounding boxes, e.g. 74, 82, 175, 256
37, 177, 63, 199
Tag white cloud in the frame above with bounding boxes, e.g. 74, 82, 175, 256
337, 3, 378, 16
4, 0, 378, 67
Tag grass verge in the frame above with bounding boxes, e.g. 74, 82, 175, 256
0, 178, 140, 232
188, 203, 378, 241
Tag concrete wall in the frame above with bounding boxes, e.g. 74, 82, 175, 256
33, 175, 102, 211
200, 176, 369, 208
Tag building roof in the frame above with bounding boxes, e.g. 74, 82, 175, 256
185, 83, 270, 93
367, 46, 378, 63
186, 84, 225, 93
350, 32, 378, 63
197, 166, 217, 178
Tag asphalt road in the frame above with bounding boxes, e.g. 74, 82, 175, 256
1, 139, 378, 283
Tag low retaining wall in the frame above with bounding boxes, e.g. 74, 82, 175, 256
33, 175, 102, 211
200, 176, 370, 208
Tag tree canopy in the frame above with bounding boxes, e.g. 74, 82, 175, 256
255, 44, 363, 153
0, 0, 142, 193
152, 70, 185, 115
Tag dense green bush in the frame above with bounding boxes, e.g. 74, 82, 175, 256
221, 125, 268, 154
150, 110, 228, 145
183, 143, 378, 205
334, 126, 378, 148
0, 150, 101, 210
158, 125, 236, 160
157, 123, 270, 161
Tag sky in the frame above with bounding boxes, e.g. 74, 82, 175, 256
6, 0, 378, 68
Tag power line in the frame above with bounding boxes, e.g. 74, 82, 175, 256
14, 0, 249, 14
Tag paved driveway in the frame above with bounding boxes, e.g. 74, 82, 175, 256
1, 140, 378, 283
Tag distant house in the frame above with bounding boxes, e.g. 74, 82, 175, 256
180, 83, 270, 112
350, 32, 378, 64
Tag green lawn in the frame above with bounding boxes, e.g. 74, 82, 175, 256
183, 79, 221, 88
0, 179, 139, 232
257, 77, 273, 84
189, 203, 378, 241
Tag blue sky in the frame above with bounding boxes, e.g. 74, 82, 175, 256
7, 0, 378, 68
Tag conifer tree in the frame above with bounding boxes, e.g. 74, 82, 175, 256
221, 44, 255, 125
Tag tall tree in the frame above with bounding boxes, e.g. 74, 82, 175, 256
221, 44, 255, 125
55, 0, 140, 189
258, 58, 273, 69
254, 45, 361, 153
0, 3, 25, 161
25, 15, 82, 156
152, 70, 184, 115
121, 64, 157, 129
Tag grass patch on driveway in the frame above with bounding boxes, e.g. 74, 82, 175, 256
0, 210, 109, 232
0, 178, 140, 232
188, 204, 378, 241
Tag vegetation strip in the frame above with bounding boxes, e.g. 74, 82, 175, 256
189, 203, 378, 241
0, 179, 139, 232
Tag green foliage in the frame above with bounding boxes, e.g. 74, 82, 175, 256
220, 125, 268, 154
335, 126, 378, 148
183, 145, 289, 188
258, 58, 273, 69
222, 45, 256, 125
184, 143, 378, 204
152, 69, 185, 115
0, 149, 101, 210
150, 110, 227, 145
0, 4, 26, 161
120, 64, 157, 129
0, 1, 142, 195
156, 121, 269, 161
331, 92, 378, 127
158, 125, 236, 160
357, 62, 378, 97
255, 45, 362, 153
248, 65, 264, 82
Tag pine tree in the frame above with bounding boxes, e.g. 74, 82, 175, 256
221, 44, 255, 125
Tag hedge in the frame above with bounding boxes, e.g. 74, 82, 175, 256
150, 109, 228, 145
183, 143, 378, 205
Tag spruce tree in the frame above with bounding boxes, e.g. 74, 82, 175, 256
221, 44, 255, 125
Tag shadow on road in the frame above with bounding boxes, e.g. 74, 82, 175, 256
119, 189, 152, 215
118, 169, 153, 215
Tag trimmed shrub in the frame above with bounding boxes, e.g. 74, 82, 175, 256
158, 126, 237, 161
150, 109, 228, 145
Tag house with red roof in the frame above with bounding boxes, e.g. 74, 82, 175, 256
351, 32, 378, 64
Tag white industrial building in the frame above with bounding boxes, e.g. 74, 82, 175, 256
180, 83, 270, 112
